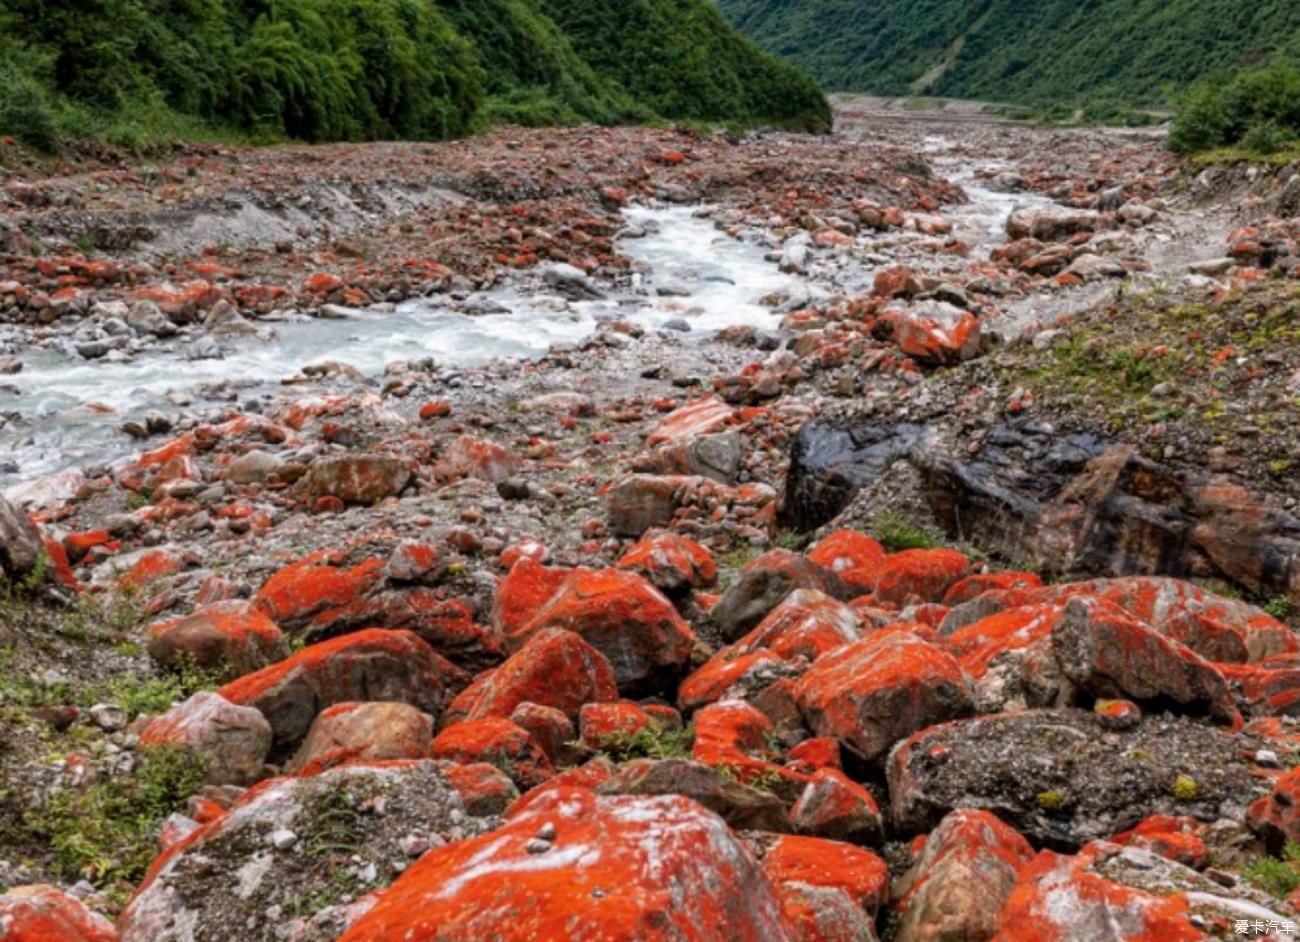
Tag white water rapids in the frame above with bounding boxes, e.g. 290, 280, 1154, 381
0, 206, 795, 487
0, 179, 1063, 493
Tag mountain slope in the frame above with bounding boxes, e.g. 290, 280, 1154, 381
0, 0, 829, 150
716, 0, 1300, 106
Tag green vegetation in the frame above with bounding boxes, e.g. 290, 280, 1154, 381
716, 0, 1300, 112
1245, 842, 1300, 898
1169, 62, 1300, 155
0, 0, 828, 152
20, 746, 208, 893
1170, 773, 1200, 801
871, 510, 939, 553
587, 723, 694, 763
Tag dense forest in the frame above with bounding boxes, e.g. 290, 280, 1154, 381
0, 0, 830, 150
716, 0, 1300, 110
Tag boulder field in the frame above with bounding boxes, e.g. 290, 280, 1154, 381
3, 107, 1300, 941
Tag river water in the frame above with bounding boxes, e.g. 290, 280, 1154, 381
0, 205, 795, 489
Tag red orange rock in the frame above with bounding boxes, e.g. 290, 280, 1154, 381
337, 787, 788, 942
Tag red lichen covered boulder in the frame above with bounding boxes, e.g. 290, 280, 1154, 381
287, 701, 434, 774
1249, 766, 1300, 851
508, 702, 574, 762
678, 648, 790, 712
253, 553, 384, 631
762, 834, 889, 916
989, 844, 1204, 942
139, 691, 272, 786
892, 809, 1034, 942
1111, 815, 1208, 869
429, 717, 553, 789
806, 530, 886, 591
692, 699, 801, 793
1036, 576, 1297, 664
794, 630, 972, 762
0, 885, 117, 942
434, 761, 520, 816
218, 629, 465, 748
616, 528, 717, 595
337, 787, 789, 942
942, 571, 1043, 607
711, 549, 848, 641
301, 454, 412, 505
880, 301, 980, 365
1052, 597, 1238, 724
735, 589, 862, 663
442, 627, 618, 726
433, 434, 521, 483
790, 769, 883, 846
946, 604, 1063, 712
146, 601, 288, 676
515, 568, 696, 689
579, 701, 656, 750
870, 549, 972, 607
491, 557, 573, 637
646, 396, 735, 447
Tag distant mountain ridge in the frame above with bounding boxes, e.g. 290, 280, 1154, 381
715, 0, 1300, 107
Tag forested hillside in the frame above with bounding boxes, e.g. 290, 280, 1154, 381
0, 0, 829, 150
716, 0, 1300, 108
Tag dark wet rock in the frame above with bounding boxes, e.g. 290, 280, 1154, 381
783, 417, 1300, 602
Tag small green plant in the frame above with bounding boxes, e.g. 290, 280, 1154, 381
1265, 597, 1295, 620
1245, 842, 1300, 898
74, 234, 96, 255
27, 745, 207, 891
589, 724, 694, 763
872, 510, 938, 552
308, 786, 364, 859
1171, 774, 1200, 801
1035, 789, 1064, 811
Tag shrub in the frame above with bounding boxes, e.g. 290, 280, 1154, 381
0, 62, 59, 151
1170, 61, 1300, 154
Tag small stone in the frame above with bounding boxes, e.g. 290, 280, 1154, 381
89, 703, 128, 731
524, 837, 552, 854
1256, 749, 1281, 768
268, 828, 298, 850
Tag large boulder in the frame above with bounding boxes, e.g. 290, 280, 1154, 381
794, 630, 971, 763
146, 602, 288, 676
891, 809, 1034, 942
337, 787, 790, 942
1052, 597, 1237, 723
711, 549, 848, 642
991, 839, 1297, 941
888, 709, 1262, 848
218, 628, 466, 749
513, 568, 695, 690
286, 701, 434, 774
616, 528, 717, 595
443, 627, 617, 726
118, 762, 495, 942
139, 691, 272, 786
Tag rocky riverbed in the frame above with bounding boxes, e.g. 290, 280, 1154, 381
2, 103, 1300, 941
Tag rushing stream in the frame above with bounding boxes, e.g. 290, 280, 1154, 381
0, 205, 795, 489
1, 173, 1071, 495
